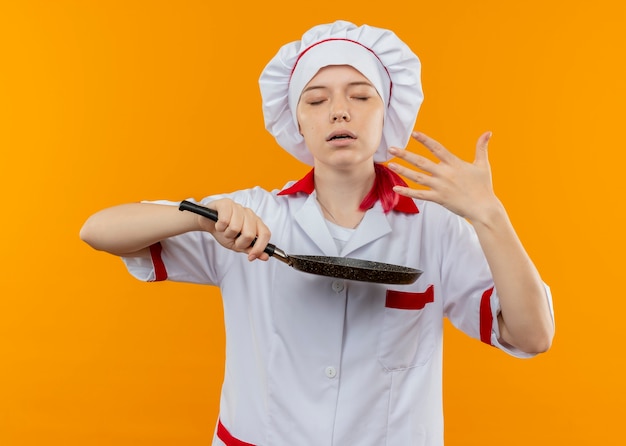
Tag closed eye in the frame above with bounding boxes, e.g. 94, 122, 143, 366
302, 95, 327, 105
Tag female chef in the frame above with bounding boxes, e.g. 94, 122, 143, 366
80, 20, 554, 446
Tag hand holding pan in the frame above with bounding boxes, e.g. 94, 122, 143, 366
179, 200, 422, 285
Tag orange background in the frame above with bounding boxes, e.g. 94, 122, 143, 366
1, 1, 624, 445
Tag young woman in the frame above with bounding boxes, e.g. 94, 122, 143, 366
81, 20, 554, 446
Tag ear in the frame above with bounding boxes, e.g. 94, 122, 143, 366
297, 120, 303, 136
295, 106, 304, 135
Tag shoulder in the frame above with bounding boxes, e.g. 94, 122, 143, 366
199, 184, 305, 213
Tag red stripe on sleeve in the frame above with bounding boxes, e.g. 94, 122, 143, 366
149, 242, 168, 282
479, 287, 494, 345
217, 419, 256, 446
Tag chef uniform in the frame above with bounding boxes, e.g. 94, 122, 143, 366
122, 21, 553, 446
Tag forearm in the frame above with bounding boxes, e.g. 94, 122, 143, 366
472, 202, 554, 354
80, 202, 203, 256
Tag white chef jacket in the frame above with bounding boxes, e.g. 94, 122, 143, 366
123, 176, 553, 446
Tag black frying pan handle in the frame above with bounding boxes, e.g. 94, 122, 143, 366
179, 200, 277, 257
179, 200, 218, 222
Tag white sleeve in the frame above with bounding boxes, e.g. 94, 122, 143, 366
120, 187, 279, 285
120, 198, 235, 285
438, 210, 554, 358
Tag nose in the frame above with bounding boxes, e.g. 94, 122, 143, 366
330, 99, 350, 122
332, 111, 349, 122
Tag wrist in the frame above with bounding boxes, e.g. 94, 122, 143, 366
468, 198, 508, 230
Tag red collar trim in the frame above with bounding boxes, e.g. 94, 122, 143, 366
278, 164, 419, 214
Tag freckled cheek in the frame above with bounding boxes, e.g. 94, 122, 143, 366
298, 125, 323, 150
297, 114, 321, 139
298, 122, 315, 139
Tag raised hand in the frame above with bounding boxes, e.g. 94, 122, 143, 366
387, 131, 500, 223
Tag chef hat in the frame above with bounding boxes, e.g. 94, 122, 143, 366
259, 20, 424, 166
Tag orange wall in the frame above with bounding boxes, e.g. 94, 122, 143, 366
1, 1, 624, 444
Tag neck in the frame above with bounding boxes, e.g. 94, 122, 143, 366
313, 163, 375, 228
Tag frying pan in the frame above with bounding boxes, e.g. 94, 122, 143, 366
179, 200, 422, 285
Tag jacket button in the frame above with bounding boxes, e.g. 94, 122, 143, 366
331, 281, 345, 293
325, 366, 338, 379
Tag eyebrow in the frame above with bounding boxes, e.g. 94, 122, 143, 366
301, 81, 375, 94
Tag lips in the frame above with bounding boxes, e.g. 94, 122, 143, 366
326, 130, 356, 141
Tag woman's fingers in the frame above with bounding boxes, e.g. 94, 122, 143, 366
209, 199, 271, 261
387, 130, 497, 220
249, 220, 271, 261
243, 209, 271, 261
474, 131, 492, 167
411, 131, 457, 165
387, 156, 435, 188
